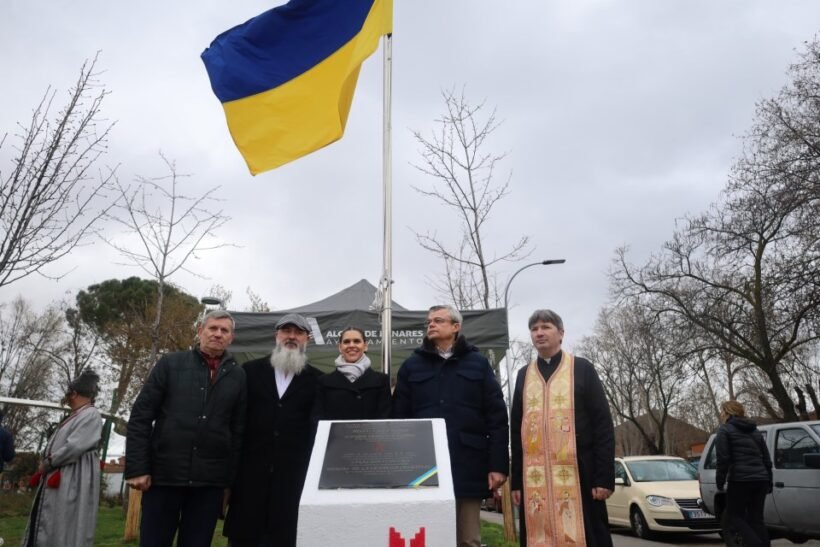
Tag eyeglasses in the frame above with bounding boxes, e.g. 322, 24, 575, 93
425, 317, 454, 326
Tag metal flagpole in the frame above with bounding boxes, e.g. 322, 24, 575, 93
381, 33, 393, 376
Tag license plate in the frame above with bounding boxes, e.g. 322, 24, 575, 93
685, 509, 713, 519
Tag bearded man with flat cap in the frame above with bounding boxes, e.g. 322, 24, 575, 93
224, 313, 323, 547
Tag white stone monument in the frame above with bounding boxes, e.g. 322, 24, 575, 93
297, 418, 456, 546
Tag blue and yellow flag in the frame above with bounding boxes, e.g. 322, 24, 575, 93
202, 0, 393, 175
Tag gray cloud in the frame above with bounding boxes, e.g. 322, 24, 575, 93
1, 0, 818, 351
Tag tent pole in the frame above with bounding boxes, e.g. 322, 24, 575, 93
381, 33, 393, 377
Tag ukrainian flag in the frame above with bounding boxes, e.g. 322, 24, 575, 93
202, 0, 393, 175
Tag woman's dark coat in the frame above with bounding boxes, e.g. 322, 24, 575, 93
391, 335, 509, 499
716, 416, 773, 489
223, 357, 322, 546
313, 368, 391, 420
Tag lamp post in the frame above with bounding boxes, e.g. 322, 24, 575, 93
499, 258, 565, 542
200, 296, 225, 308
503, 259, 565, 403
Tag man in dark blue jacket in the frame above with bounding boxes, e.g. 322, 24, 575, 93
392, 304, 509, 547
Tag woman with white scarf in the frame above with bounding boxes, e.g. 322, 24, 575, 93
313, 327, 391, 420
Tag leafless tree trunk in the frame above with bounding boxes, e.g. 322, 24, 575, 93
806, 382, 820, 419
0, 54, 118, 288
412, 88, 530, 309
106, 153, 231, 366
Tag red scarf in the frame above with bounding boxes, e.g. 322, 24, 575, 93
200, 352, 222, 384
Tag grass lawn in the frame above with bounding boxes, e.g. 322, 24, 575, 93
1, 492, 516, 546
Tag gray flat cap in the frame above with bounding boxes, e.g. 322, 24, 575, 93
274, 313, 311, 333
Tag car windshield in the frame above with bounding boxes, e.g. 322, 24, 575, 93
625, 459, 697, 482
811, 425, 820, 439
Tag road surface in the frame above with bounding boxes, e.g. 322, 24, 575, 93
481, 511, 820, 546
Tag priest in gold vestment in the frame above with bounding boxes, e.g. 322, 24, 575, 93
511, 310, 615, 546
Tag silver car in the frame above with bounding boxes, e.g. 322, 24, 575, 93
698, 419, 820, 543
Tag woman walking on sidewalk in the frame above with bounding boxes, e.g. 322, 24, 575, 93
715, 400, 772, 547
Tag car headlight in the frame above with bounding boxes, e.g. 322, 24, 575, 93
645, 495, 675, 507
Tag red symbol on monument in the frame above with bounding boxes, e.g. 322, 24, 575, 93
373, 441, 386, 452
388, 526, 426, 547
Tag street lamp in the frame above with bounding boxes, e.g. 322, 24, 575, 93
502, 259, 566, 403
200, 296, 224, 308
503, 259, 566, 313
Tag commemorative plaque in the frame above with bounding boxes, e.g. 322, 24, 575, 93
319, 421, 439, 489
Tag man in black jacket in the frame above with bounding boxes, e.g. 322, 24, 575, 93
392, 304, 509, 547
125, 310, 247, 547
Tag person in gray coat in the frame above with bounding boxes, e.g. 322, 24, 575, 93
23, 369, 103, 547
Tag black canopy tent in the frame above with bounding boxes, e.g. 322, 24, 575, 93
228, 279, 509, 376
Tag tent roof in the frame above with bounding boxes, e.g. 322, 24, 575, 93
282, 279, 406, 312
228, 279, 507, 376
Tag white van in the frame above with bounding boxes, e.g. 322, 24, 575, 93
698, 419, 820, 543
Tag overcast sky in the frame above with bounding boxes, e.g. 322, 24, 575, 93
2, 1, 819, 351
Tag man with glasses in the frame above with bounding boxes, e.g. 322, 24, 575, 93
392, 304, 509, 547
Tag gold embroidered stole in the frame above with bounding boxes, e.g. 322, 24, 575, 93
521, 352, 586, 546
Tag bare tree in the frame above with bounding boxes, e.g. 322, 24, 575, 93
106, 153, 231, 367
613, 39, 820, 421
34, 303, 103, 389
245, 287, 271, 312
412, 89, 530, 309
0, 297, 64, 448
0, 54, 118, 288
578, 300, 689, 455
205, 283, 233, 308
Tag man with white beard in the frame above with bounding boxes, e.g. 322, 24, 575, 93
224, 314, 323, 547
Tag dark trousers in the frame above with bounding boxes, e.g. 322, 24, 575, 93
140, 485, 223, 547
228, 535, 275, 547
725, 480, 770, 547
